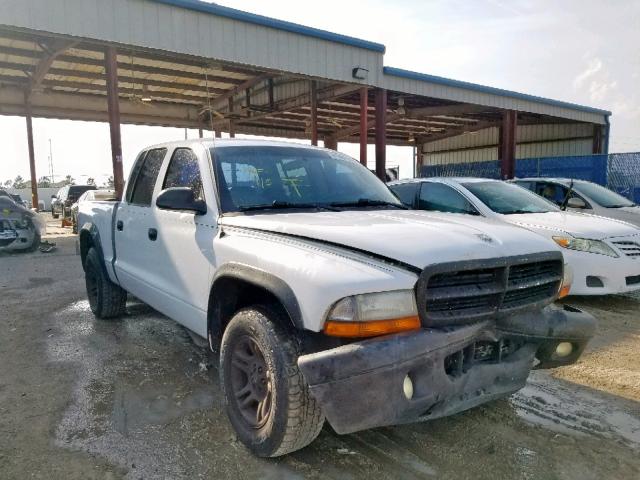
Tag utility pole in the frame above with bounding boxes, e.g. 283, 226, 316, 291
48, 138, 55, 184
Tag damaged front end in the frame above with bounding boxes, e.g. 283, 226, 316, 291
0, 197, 45, 252
298, 304, 595, 435
298, 252, 596, 435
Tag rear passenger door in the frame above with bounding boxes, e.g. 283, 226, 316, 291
114, 148, 166, 297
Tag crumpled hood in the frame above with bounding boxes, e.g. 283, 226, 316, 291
504, 211, 640, 240
220, 210, 559, 269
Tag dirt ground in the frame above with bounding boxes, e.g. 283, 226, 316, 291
1, 214, 639, 479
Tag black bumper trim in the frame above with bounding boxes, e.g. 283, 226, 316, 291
298, 304, 596, 435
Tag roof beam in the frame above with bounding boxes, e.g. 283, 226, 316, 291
28, 39, 78, 97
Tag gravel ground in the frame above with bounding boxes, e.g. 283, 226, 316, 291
1, 214, 639, 479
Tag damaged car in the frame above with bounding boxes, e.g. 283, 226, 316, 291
78, 140, 596, 457
0, 196, 45, 253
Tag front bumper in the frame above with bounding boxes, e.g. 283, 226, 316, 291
563, 247, 640, 295
298, 304, 595, 435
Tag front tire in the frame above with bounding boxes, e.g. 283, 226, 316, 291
51, 207, 59, 219
220, 307, 324, 457
84, 247, 127, 318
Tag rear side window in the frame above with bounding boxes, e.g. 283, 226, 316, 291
389, 183, 418, 207
128, 148, 167, 206
418, 183, 478, 215
163, 148, 204, 200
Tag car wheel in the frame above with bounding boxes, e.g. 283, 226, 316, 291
84, 247, 127, 318
220, 306, 324, 457
51, 207, 59, 219
72, 215, 78, 234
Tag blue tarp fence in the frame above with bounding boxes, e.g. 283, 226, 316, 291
421, 152, 640, 203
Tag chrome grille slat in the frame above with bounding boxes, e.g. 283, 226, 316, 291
613, 240, 640, 258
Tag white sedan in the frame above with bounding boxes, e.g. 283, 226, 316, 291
389, 177, 640, 296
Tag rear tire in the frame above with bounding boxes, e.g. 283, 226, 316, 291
51, 207, 59, 219
220, 306, 324, 457
84, 247, 127, 318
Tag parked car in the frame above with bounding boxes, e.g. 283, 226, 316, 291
0, 195, 45, 252
70, 189, 116, 234
513, 178, 640, 227
78, 140, 595, 457
51, 184, 97, 219
389, 178, 640, 296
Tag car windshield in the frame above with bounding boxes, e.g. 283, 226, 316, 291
463, 181, 559, 215
211, 146, 403, 213
573, 181, 635, 208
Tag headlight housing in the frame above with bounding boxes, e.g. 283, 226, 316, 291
552, 236, 619, 258
324, 290, 420, 338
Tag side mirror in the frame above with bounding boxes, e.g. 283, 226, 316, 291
51, 195, 57, 199
156, 187, 207, 215
567, 197, 586, 209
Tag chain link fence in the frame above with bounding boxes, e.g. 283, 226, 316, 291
422, 153, 640, 202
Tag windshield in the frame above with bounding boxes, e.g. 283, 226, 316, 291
211, 146, 403, 213
574, 181, 635, 208
463, 181, 559, 215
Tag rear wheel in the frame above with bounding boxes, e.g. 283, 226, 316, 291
220, 307, 324, 457
84, 247, 127, 318
51, 207, 59, 219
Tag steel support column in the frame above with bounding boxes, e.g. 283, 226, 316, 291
499, 109, 517, 179
24, 92, 38, 211
310, 80, 318, 146
592, 124, 603, 154
228, 98, 235, 138
359, 87, 368, 166
374, 88, 387, 180
105, 47, 125, 200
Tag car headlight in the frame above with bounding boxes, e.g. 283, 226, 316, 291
324, 290, 420, 338
552, 236, 619, 258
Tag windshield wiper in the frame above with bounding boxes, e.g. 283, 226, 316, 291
329, 198, 407, 209
239, 201, 336, 212
501, 209, 538, 215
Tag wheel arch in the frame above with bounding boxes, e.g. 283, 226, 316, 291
207, 263, 304, 345
79, 223, 105, 273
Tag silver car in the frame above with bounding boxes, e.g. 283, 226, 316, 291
513, 178, 640, 227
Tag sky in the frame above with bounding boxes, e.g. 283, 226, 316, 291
2, 0, 639, 186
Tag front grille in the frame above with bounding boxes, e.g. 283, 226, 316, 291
419, 256, 563, 325
613, 240, 640, 258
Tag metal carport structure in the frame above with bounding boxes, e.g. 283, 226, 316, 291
0, 0, 611, 210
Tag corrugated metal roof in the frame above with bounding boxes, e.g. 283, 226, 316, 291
383, 67, 611, 116
149, 0, 386, 53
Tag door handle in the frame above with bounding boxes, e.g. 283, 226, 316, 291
148, 228, 158, 241
116, 220, 123, 231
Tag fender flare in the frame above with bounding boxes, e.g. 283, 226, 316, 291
210, 262, 304, 331
79, 222, 107, 274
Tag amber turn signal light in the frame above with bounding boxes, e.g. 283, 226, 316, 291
324, 316, 421, 338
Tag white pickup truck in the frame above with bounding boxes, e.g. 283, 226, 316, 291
78, 139, 595, 457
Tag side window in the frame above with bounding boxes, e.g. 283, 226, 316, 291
418, 183, 478, 215
389, 183, 418, 207
129, 148, 167, 206
125, 151, 147, 203
163, 148, 204, 200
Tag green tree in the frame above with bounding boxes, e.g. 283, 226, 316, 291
87, 177, 96, 186
37, 176, 51, 188
104, 176, 114, 189
63, 175, 75, 186
3, 180, 11, 188
12, 175, 27, 189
